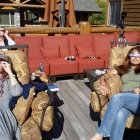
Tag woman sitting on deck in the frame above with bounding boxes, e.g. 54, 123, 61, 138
90, 46, 140, 140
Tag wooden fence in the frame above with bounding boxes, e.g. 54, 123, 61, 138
5, 21, 140, 36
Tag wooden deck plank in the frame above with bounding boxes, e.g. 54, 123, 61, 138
57, 83, 97, 138
56, 92, 89, 140
43, 78, 140, 140
53, 97, 80, 140
53, 79, 98, 140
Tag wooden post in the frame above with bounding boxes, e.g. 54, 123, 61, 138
79, 21, 92, 35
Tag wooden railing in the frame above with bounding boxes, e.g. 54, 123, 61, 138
5, 21, 140, 36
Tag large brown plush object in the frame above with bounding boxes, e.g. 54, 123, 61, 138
21, 117, 42, 140
31, 91, 54, 131
0, 50, 30, 84
109, 46, 135, 68
12, 87, 36, 125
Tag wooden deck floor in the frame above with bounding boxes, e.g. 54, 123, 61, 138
42, 78, 140, 140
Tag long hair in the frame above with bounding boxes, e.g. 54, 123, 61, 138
115, 46, 140, 76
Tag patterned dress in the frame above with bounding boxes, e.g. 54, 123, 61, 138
0, 78, 22, 140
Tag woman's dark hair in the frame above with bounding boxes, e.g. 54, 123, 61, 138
115, 46, 140, 76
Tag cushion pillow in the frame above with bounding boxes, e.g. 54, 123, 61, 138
0, 50, 30, 85
31, 91, 54, 131
93, 74, 123, 99
91, 91, 109, 112
109, 46, 135, 68
21, 117, 42, 140
40, 46, 60, 58
75, 43, 95, 58
12, 87, 36, 125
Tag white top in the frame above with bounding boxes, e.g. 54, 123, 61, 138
0, 38, 16, 51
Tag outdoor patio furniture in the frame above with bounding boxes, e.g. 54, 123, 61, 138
13, 32, 140, 82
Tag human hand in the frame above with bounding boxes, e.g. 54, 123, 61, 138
99, 84, 110, 96
1, 61, 12, 75
4, 30, 8, 36
132, 88, 140, 94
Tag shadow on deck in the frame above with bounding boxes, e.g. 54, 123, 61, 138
42, 79, 140, 140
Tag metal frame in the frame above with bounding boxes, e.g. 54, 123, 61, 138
0, 44, 28, 57
111, 41, 140, 47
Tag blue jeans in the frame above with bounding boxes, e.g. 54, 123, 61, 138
98, 92, 140, 140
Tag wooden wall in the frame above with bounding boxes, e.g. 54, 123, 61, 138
123, 0, 140, 26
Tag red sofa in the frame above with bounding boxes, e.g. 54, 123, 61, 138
13, 32, 140, 81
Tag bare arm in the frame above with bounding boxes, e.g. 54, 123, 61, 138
2, 61, 22, 96
4, 31, 16, 45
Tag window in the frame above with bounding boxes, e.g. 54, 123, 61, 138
108, 0, 121, 26
0, 11, 15, 27
26, 11, 40, 25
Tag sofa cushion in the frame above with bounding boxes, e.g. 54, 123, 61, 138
114, 32, 139, 42
46, 58, 78, 76
77, 58, 105, 73
0, 50, 30, 85
21, 117, 42, 140
41, 46, 60, 58
43, 36, 70, 58
14, 36, 43, 59
75, 43, 95, 59
12, 87, 36, 125
126, 114, 140, 129
109, 46, 135, 68
31, 91, 53, 131
93, 74, 123, 99
69, 35, 94, 57
91, 91, 109, 112
92, 33, 115, 61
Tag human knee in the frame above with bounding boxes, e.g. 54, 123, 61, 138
116, 109, 131, 122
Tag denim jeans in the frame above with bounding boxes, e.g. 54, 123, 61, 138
98, 92, 140, 140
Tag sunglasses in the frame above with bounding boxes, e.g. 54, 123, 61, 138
129, 53, 140, 57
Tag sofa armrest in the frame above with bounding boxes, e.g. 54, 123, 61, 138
91, 91, 109, 112
91, 73, 123, 112
93, 73, 123, 99
31, 91, 54, 131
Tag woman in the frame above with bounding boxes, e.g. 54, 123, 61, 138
0, 54, 23, 140
90, 46, 140, 140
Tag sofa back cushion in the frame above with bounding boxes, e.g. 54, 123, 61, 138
0, 50, 30, 84
41, 45, 60, 58
13, 87, 36, 125
114, 32, 139, 42
69, 35, 94, 57
21, 117, 42, 140
43, 36, 70, 58
75, 43, 95, 58
14, 36, 43, 59
92, 33, 115, 60
109, 45, 135, 68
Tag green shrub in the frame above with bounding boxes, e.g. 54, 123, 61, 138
89, 0, 106, 25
